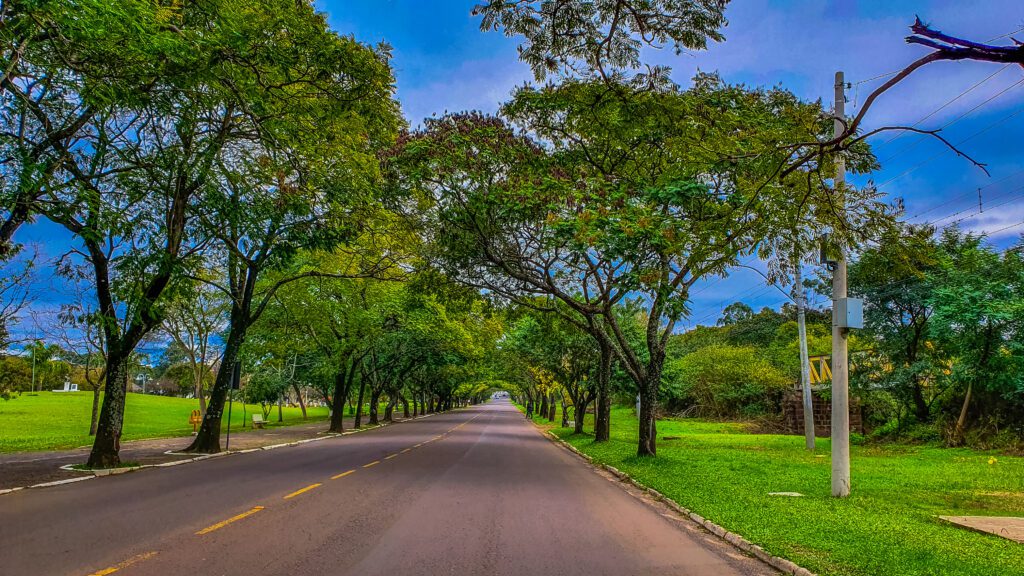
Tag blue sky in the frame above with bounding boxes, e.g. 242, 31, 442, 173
11, 0, 1024, 341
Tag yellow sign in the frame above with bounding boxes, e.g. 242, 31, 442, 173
808, 355, 832, 384
189, 409, 202, 432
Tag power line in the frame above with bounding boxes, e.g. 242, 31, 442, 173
907, 168, 1024, 221
876, 103, 1024, 189
877, 65, 1013, 152
932, 184, 1024, 228
987, 25, 1024, 42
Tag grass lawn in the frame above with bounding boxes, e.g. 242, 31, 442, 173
528, 405, 1024, 576
0, 392, 329, 452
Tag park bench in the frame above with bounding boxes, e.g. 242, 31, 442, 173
252, 413, 267, 429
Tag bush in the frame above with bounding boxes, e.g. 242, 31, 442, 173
663, 344, 790, 417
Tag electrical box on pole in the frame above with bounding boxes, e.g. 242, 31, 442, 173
835, 297, 863, 329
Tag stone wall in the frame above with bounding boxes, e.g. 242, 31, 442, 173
782, 389, 863, 437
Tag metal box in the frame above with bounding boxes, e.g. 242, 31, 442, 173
835, 297, 864, 329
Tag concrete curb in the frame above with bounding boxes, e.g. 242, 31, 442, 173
542, 429, 816, 576
1, 410, 449, 497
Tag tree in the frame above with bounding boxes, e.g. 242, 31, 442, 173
396, 70, 893, 456
717, 302, 753, 326
505, 305, 599, 433
0, 0, 168, 257
179, 2, 401, 454
473, 0, 729, 84
666, 343, 790, 417
847, 226, 949, 423
161, 276, 226, 415
45, 269, 107, 434
0, 250, 32, 355
928, 229, 1024, 444
55, 0, 323, 467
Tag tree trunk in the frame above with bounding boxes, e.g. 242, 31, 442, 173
89, 386, 101, 436
328, 366, 350, 433
185, 315, 247, 454
912, 380, 929, 422
354, 377, 366, 428
196, 376, 207, 416
383, 396, 394, 422
637, 366, 663, 457
953, 382, 973, 446
401, 394, 410, 418
594, 340, 612, 442
547, 395, 556, 421
574, 397, 589, 434
368, 389, 380, 425
86, 353, 129, 467
292, 382, 307, 419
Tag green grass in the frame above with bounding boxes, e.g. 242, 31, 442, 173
530, 405, 1024, 576
0, 392, 328, 452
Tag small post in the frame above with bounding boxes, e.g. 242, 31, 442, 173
794, 262, 815, 451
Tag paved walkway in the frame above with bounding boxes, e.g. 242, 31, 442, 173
0, 414, 413, 489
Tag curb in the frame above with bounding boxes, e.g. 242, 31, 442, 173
541, 429, 816, 576
1, 410, 449, 497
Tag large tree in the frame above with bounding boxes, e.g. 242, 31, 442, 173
184, 10, 401, 453
395, 74, 893, 455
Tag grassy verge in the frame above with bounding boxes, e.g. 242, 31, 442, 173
525, 405, 1024, 576
0, 392, 329, 452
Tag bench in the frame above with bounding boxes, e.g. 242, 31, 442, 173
252, 413, 267, 429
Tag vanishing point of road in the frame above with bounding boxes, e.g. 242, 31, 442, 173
1, 400, 774, 576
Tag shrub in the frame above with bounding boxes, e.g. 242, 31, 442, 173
664, 344, 790, 417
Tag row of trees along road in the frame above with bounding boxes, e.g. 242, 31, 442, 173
3, 1, 1019, 467
0, 0, 402, 467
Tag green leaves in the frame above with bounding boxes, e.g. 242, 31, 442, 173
473, 0, 729, 84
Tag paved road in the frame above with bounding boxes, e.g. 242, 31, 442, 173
1, 400, 773, 576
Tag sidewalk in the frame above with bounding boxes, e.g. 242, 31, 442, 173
0, 414, 409, 490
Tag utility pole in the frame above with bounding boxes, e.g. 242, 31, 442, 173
794, 261, 815, 451
31, 344, 36, 392
831, 71, 851, 498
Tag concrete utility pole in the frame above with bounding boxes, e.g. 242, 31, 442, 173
831, 71, 851, 498
794, 263, 815, 451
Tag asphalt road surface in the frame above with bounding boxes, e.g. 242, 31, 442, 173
1, 400, 773, 576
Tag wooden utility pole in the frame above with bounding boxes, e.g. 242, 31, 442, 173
831, 71, 851, 498
794, 263, 815, 451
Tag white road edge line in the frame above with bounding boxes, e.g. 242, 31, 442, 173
1, 409, 455, 497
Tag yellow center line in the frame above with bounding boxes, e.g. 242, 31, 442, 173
384, 454, 397, 460
401, 448, 411, 453
86, 551, 158, 576
331, 469, 355, 480
283, 483, 322, 500
196, 507, 264, 535
363, 460, 380, 468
